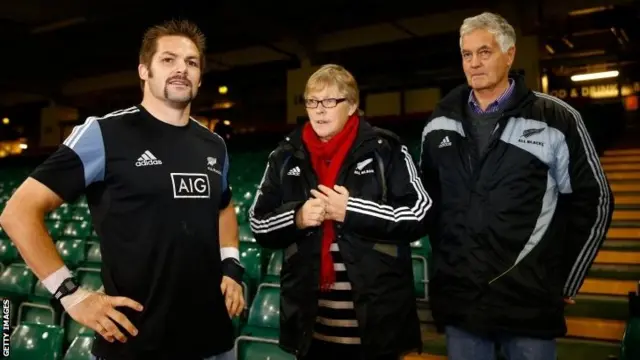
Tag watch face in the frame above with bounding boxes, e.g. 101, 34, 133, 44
63, 280, 76, 290
55, 278, 79, 299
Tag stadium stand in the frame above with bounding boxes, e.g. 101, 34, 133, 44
0, 137, 638, 360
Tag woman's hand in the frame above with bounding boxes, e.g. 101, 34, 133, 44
310, 185, 349, 222
295, 198, 326, 229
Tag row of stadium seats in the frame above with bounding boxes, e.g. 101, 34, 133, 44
0, 238, 101, 272
0, 236, 429, 359
0, 147, 429, 359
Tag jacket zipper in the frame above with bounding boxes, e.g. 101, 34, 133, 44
483, 117, 520, 285
466, 115, 516, 285
475, 118, 503, 171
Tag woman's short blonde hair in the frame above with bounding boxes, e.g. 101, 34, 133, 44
304, 64, 359, 106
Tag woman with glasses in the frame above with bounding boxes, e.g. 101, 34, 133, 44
248, 64, 431, 360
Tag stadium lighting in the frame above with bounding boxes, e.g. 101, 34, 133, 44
571, 70, 619, 82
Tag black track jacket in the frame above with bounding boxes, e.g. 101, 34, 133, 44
419, 76, 614, 338
249, 119, 430, 358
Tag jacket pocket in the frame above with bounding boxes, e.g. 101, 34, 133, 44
371, 242, 401, 266
284, 242, 298, 262
343, 236, 406, 287
488, 261, 556, 308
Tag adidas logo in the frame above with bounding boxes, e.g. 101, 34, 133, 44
438, 136, 452, 148
135, 150, 163, 167
287, 166, 300, 176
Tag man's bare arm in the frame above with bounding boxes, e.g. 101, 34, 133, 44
219, 201, 239, 253
0, 177, 69, 286
219, 200, 244, 317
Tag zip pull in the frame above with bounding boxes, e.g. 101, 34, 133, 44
491, 123, 501, 136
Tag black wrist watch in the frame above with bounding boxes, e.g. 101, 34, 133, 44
54, 277, 80, 301
222, 258, 245, 284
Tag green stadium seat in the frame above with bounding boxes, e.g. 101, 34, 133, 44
232, 184, 255, 204
56, 240, 86, 268
77, 268, 102, 291
86, 228, 99, 242
412, 255, 428, 301
262, 251, 282, 284
74, 197, 88, 208
0, 263, 35, 296
46, 220, 64, 238
239, 242, 262, 289
62, 221, 92, 239
0, 238, 19, 264
33, 279, 52, 299
63, 334, 94, 360
71, 207, 91, 222
10, 322, 65, 360
85, 242, 102, 264
246, 283, 280, 329
62, 312, 94, 346
410, 236, 431, 259
235, 336, 295, 360
0, 224, 7, 239
48, 204, 73, 221
239, 223, 255, 242
235, 202, 249, 224
17, 302, 56, 325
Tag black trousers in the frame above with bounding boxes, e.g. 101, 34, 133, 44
300, 339, 400, 360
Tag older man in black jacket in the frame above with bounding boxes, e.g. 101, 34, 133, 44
419, 12, 614, 360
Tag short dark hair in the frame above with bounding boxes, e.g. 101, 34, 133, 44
139, 19, 206, 88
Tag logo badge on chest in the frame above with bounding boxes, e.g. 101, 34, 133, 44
206, 157, 222, 175
171, 173, 210, 199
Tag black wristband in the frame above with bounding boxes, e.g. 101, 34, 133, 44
54, 277, 79, 301
222, 258, 245, 284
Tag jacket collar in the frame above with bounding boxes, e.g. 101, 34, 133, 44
439, 73, 535, 119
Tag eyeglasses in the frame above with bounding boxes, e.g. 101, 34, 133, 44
304, 98, 347, 109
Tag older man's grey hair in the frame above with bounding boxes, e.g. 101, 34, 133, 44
459, 12, 516, 53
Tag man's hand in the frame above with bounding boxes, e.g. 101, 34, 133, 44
310, 185, 349, 222
564, 297, 576, 305
64, 288, 143, 343
295, 198, 326, 229
221, 276, 244, 317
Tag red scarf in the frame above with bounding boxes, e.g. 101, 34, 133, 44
302, 113, 360, 291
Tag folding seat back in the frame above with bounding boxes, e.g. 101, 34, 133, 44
247, 283, 280, 329
262, 251, 282, 284
56, 240, 86, 268
0, 263, 35, 296
18, 302, 56, 325
10, 323, 65, 360
63, 334, 95, 360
